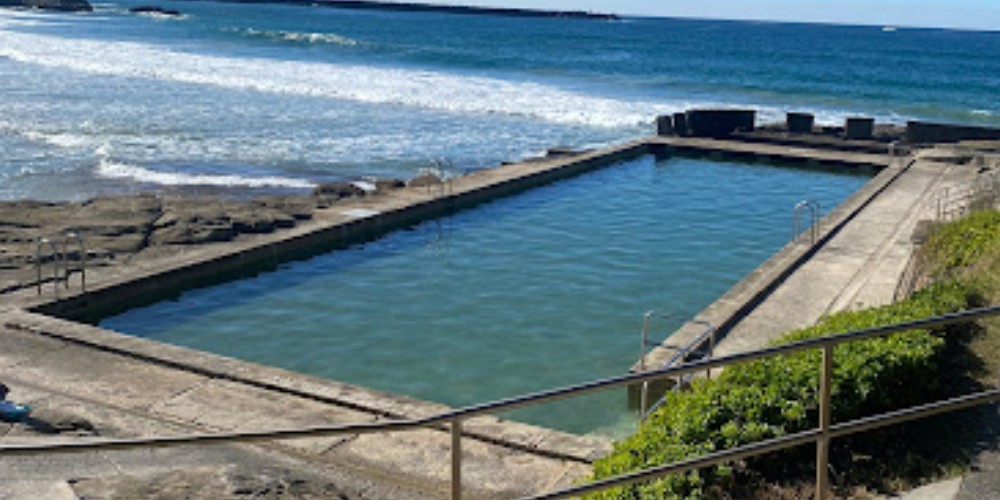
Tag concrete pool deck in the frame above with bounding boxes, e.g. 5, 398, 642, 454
0, 133, 979, 498
633, 146, 977, 391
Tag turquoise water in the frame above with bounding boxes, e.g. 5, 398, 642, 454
2, 2, 999, 200
101, 156, 869, 436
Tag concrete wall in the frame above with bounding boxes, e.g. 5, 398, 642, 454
907, 121, 1000, 144
845, 118, 875, 140
35, 141, 653, 323
787, 113, 815, 134
685, 110, 756, 138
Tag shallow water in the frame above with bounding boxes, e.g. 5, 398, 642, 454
101, 156, 869, 437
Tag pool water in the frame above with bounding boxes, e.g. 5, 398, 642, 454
100, 156, 869, 437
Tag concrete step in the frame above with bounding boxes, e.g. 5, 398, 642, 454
0, 481, 78, 500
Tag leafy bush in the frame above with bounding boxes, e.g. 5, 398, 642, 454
921, 210, 1000, 276
589, 280, 973, 500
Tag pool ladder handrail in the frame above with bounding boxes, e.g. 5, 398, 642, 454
35, 232, 87, 297
637, 311, 716, 422
793, 200, 821, 246
431, 158, 455, 197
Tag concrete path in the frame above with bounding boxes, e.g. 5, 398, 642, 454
0, 323, 598, 500
713, 157, 972, 357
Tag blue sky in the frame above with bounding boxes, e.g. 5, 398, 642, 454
418, 0, 1000, 30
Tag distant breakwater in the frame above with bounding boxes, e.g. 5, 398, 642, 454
177, 0, 619, 20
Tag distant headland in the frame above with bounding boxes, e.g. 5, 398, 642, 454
179, 0, 620, 20
0, 0, 91, 11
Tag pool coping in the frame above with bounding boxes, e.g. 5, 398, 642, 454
0, 135, 897, 466
633, 139, 908, 390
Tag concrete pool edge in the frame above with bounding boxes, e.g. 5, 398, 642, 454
0, 136, 898, 476
632, 154, 909, 388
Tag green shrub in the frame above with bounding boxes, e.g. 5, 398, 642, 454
922, 211, 1000, 276
589, 280, 973, 500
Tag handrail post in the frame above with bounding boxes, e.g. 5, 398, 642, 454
816, 344, 833, 500
452, 417, 463, 500
639, 312, 654, 371
63, 232, 86, 292
35, 237, 60, 298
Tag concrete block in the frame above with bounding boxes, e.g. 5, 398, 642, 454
685, 109, 756, 138
845, 117, 875, 140
787, 113, 815, 134
907, 120, 1000, 144
673, 112, 688, 136
656, 115, 674, 136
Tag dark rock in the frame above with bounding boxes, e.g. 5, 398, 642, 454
407, 173, 444, 188
313, 182, 366, 199
373, 178, 405, 192
1, 0, 93, 12
546, 147, 583, 158
129, 5, 181, 15
255, 196, 316, 221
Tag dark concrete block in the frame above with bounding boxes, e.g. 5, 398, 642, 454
685, 109, 756, 138
656, 115, 674, 136
673, 113, 688, 137
906, 121, 1000, 144
845, 117, 875, 140
787, 113, 815, 134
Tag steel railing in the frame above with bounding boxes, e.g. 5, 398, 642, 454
636, 312, 716, 421
794, 200, 822, 245
35, 232, 87, 297
4, 306, 1000, 500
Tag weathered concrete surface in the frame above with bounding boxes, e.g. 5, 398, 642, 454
1, 134, 973, 499
633, 142, 902, 379
650, 135, 892, 169
712, 155, 970, 357
0, 323, 598, 500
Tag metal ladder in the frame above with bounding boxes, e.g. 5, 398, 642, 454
793, 200, 822, 245
637, 311, 716, 422
35, 232, 87, 297
429, 158, 455, 197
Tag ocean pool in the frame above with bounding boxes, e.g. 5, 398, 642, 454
100, 156, 870, 437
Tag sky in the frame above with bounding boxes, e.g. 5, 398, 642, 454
417, 0, 1000, 31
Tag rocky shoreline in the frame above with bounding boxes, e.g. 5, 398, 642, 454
0, 178, 431, 293
0, 0, 91, 12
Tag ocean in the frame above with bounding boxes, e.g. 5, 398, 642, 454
1, 1, 998, 200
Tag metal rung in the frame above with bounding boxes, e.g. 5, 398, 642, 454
794, 200, 822, 245
35, 232, 87, 296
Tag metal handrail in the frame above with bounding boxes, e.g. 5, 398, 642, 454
794, 200, 822, 245
63, 232, 86, 292
637, 313, 716, 421
637, 311, 673, 372
5, 305, 1000, 500
34, 232, 87, 296
34, 238, 61, 298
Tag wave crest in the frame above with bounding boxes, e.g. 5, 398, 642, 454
238, 28, 362, 46
96, 157, 315, 189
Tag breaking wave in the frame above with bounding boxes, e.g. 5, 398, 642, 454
236, 28, 362, 46
96, 157, 315, 189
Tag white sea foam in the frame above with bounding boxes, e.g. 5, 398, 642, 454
96, 157, 315, 189
238, 28, 361, 46
23, 131, 94, 149
0, 23, 693, 128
